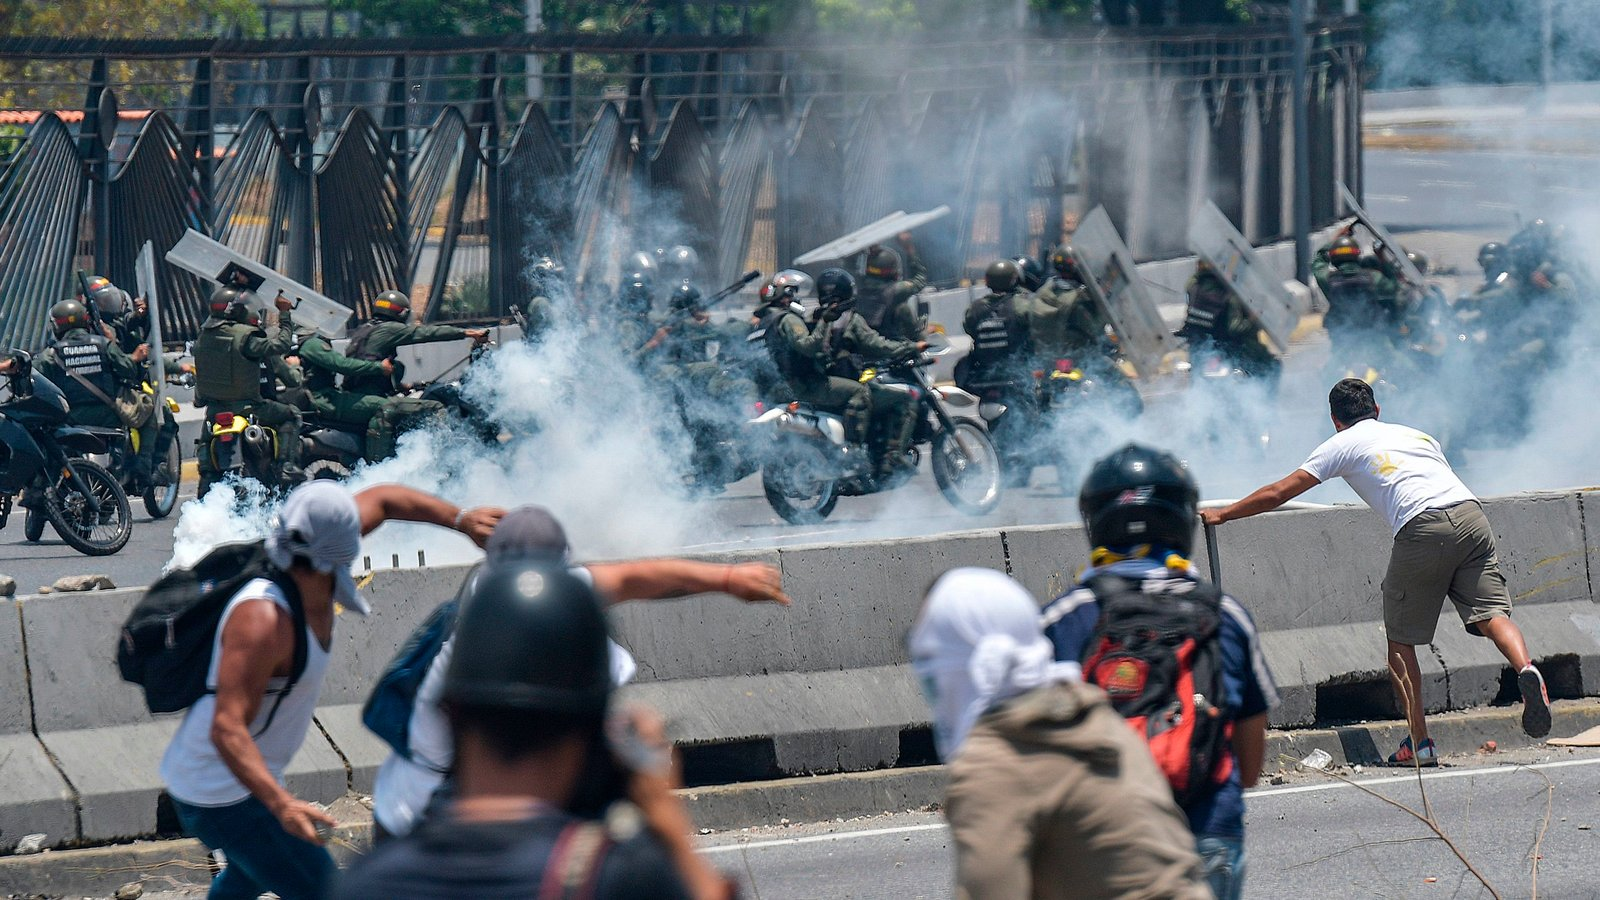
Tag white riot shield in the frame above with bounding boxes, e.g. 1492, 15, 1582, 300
792, 206, 951, 266
1187, 201, 1306, 355
134, 242, 166, 411
1069, 206, 1175, 378
165, 229, 354, 338
1338, 182, 1426, 287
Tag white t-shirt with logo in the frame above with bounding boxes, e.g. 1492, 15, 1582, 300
1298, 419, 1476, 535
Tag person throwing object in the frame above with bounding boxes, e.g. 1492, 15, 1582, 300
1201, 378, 1550, 765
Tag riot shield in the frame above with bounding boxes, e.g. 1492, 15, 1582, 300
165, 229, 354, 338
792, 206, 951, 266
1338, 182, 1427, 288
135, 241, 166, 411
1186, 201, 1306, 355
1069, 206, 1175, 378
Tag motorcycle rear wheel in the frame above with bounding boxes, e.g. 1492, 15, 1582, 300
932, 419, 1003, 516
762, 441, 839, 525
46, 459, 132, 556
143, 439, 182, 519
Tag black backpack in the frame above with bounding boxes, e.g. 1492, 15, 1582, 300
1080, 572, 1232, 807
117, 541, 307, 731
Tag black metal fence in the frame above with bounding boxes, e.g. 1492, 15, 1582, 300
0, 20, 1364, 349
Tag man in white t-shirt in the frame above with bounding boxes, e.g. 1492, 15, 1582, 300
1201, 379, 1549, 766
369, 504, 791, 841
160, 481, 503, 900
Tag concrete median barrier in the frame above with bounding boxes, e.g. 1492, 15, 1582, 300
0, 599, 76, 853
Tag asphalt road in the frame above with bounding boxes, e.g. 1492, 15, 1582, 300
1364, 146, 1600, 234
131, 746, 1600, 900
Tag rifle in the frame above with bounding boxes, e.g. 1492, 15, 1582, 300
76, 269, 108, 338
663, 270, 762, 326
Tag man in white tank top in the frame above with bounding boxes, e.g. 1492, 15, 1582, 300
160, 480, 503, 900
1202, 379, 1549, 767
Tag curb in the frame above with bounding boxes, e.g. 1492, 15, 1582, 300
9, 702, 1599, 897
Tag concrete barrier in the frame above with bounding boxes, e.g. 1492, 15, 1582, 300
0, 600, 76, 853
7, 486, 1600, 845
21, 590, 346, 844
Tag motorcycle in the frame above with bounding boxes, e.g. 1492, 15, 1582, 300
974, 354, 1143, 489
0, 353, 133, 555
77, 382, 185, 520
756, 339, 1002, 524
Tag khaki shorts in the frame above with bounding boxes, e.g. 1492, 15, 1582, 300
1382, 500, 1512, 645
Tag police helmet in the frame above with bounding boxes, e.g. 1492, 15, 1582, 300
1404, 249, 1429, 277
1013, 256, 1046, 292
761, 269, 814, 306
661, 245, 699, 283
985, 259, 1021, 294
1050, 246, 1083, 281
865, 247, 902, 280
84, 276, 126, 316
620, 271, 653, 317
1078, 443, 1200, 557
372, 290, 412, 322
627, 250, 658, 280
668, 281, 704, 313
49, 300, 91, 338
1478, 242, 1507, 275
1328, 235, 1362, 263
207, 286, 254, 323
443, 561, 612, 716
532, 256, 565, 285
816, 268, 856, 308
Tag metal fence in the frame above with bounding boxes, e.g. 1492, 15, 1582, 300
0, 19, 1364, 348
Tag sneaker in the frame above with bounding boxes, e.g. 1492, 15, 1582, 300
1385, 735, 1438, 767
1519, 665, 1552, 738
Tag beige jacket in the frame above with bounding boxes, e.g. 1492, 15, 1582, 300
946, 681, 1211, 900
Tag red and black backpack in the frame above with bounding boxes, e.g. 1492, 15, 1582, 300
1081, 572, 1233, 807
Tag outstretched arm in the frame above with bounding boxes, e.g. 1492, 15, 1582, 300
587, 560, 789, 606
353, 483, 504, 545
1200, 469, 1319, 526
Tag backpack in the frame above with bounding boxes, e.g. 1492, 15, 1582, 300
361, 597, 460, 768
117, 541, 307, 731
1080, 572, 1232, 807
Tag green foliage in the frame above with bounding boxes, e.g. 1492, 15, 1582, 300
0, 0, 262, 37
333, 0, 525, 36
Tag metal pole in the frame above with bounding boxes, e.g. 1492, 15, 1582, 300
1291, 0, 1312, 284
1204, 522, 1222, 589
525, 0, 543, 102
1540, 0, 1554, 93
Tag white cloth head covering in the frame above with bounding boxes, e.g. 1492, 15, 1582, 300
907, 567, 1082, 761
264, 481, 368, 615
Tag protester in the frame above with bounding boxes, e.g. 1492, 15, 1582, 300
370, 504, 790, 841
1045, 444, 1277, 900
158, 481, 502, 900
335, 560, 736, 899
1202, 378, 1551, 765
908, 567, 1210, 900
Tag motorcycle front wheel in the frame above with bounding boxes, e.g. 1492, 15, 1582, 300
46, 459, 132, 556
761, 440, 839, 525
23, 507, 44, 542
932, 419, 1003, 516
143, 438, 182, 519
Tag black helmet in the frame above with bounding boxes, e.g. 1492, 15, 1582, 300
84, 276, 126, 316
49, 300, 91, 338
1403, 248, 1429, 276
620, 271, 653, 317
443, 561, 612, 715
627, 250, 658, 279
1050, 246, 1083, 281
532, 256, 565, 286
661, 245, 699, 283
1477, 242, 1507, 276
985, 259, 1021, 294
817, 267, 856, 308
1328, 235, 1361, 263
1013, 256, 1046, 292
207, 286, 253, 323
669, 281, 704, 313
1508, 220, 1553, 277
865, 247, 901, 280
372, 289, 411, 322
1078, 443, 1200, 557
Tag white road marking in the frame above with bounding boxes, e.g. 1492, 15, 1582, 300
703, 822, 948, 855
1248, 754, 1600, 799
700, 757, 1600, 854
1365, 194, 1410, 202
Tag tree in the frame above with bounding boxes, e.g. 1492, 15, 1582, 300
333, 0, 526, 36
0, 0, 261, 38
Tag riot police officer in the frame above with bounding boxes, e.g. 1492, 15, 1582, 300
961, 259, 1037, 480
1312, 232, 1401, 370
36, 299, 158, 484
342, 290, 485, 460
813, 269, 926, 481
520, 257, 565, 344
762, 268, 875, 475
1178, 259, 1280, 383
857, 233, 929, 342
1030, 246, 1111, 366
193, 287, 305, 483
82, 276, 149, 355
296, 327, 399, 463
